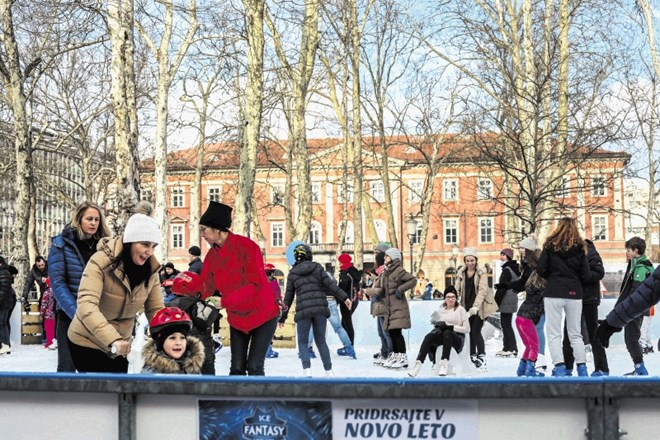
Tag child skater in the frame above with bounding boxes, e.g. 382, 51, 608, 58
408, 288, 470, 377
142, 307, 205, 375
166, 271, 221, 375
279, 243, 352, 377
515, 270, 546, 377
39, 278, 57, 350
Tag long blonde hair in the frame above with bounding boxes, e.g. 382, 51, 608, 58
70, 201, 111, 240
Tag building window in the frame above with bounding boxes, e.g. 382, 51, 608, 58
311, 182, 322, 204
374, 219, 386, 242
415, 220, 422, 243
271, 184, 285, 206
271, 222, 284, 247
408, 180, 423, 203
171, 225, 184, 249
337, 182, 354, 203
443, 179, 458, 201
309, 221, 322, 244
479, 218, 493, 243
208, 187, 222, 202
592, 215, 607, 241
592, 176, 606, 197
444, 219, 458, 244
171, 187, 184, 208
477, 179, 492, 200
370, 180, 385, 203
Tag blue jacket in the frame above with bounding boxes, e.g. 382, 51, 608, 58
47, 227, 93, 319
607, 263, 660, 328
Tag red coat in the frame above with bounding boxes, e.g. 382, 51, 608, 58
201, 232, 279, 333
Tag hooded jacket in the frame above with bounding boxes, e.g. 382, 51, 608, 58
141, 335, 205, 374
537, 243, 590, 300
68, 235, 164, 353
617, 254, 653, 305
373, 259, 416, 331
496, 259, 521, 314
48, 226, 95, 319
281, 260, 349, 323
201, 232, 279, 333
0, 264, 14, 310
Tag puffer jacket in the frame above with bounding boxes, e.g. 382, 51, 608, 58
537, 243, 590, 300
0, 264, 14, 310
281, 261, 349, 323
141, 335, 205, 374
201, 232, 279, 333
68, 235, 164, 353
607, 264, 660, 328
455, 265, 497, 319
48, 226, 94, 319
517, 283, 545, 324
373, 259, 416, 331
496, 260, 520, 314
582, 239, 605, 305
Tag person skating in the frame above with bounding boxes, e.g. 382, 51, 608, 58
494, 248, 520, 357
337, 253, 362, 356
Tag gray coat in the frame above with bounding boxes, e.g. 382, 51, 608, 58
498, 263, 520, 314
374, 259, 416, 330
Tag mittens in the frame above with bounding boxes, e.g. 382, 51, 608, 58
468, 307, 478, 316
595, 319, 622, 348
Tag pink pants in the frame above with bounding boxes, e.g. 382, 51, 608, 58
43, 318, 55, 346
515, 316, 539, 361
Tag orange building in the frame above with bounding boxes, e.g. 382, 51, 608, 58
140, 136, 630, 291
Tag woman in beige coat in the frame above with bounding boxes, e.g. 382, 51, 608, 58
68, 204, 164, 373
455, 247, 496, 369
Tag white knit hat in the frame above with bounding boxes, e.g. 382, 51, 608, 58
519, 236, 536, 251
463, 247, 478, 259
385, 247, 402, 261
123, 213, 162, 245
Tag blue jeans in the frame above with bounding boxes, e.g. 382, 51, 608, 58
536, 314, 546, 355
328, 300, 352, 348
297, 315, 332, 370
229, 316, 278, 376
377, 316, 393, 357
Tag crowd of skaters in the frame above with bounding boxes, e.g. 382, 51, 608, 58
2, 207, 660, 378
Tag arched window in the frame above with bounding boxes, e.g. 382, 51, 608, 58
309, 221, 322, 245
374, 219, 386, 242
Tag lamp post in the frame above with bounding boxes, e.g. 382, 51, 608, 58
405, 216, 417, 274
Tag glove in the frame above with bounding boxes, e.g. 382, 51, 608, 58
595, 319, 622, 348
444, 325, 454, 332
23, 301, 31, 313
468, 307, 478, 316
394, 290, 404, 300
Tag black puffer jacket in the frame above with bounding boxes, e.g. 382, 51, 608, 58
517, 283, 544, 324
537, 243, 590, 300
0, 264, 14, 310
280, 261, 349, 323
582, 240, 605, 305
338, 266, 362, 300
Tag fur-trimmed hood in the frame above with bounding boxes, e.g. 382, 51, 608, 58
141, 335, 205, 374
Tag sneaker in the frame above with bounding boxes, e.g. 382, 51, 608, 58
408, 360, 423, 377
624, 362, 649, 376
382, 353, 397, 368
552, 364, 567, 377
591, 370, 609, 377
576, 363, 588, 377
265, 346, 279, 358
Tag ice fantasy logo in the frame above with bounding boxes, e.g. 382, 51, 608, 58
242, 407, 288, 440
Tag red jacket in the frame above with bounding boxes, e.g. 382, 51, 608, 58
201, 232, 279, 333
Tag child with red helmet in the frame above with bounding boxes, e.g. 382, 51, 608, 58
142, 307, 205, 374
165, 271, 221, 374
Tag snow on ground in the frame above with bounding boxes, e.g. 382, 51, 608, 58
2, 299, 659, 378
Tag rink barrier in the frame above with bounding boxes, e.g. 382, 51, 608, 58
0, 373, 658, 440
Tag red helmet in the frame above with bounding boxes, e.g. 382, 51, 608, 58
171, 271, 206, 298
149, 307, 192, 336
264, 263, 276, 272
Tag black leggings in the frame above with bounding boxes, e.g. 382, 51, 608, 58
339, 301, 355, 345
417, 330, 463, 363
69, 340, 129, 373
469, 315, 485, 356
388, 328, 406, 353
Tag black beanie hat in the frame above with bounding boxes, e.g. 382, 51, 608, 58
154, 323, 190, 351
188, 245, 201, 256
200, 201, 233, 232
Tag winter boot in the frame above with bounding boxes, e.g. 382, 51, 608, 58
551, 363, 567, 377
516, 359, 527, 377
624, 362, 649, 376
408, 360, 423, 377
576, 363, 588, 377
438, 359, 449, 377
524, 360, 544, 377
303, 368, 312, 377
265, 345, 279, 358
